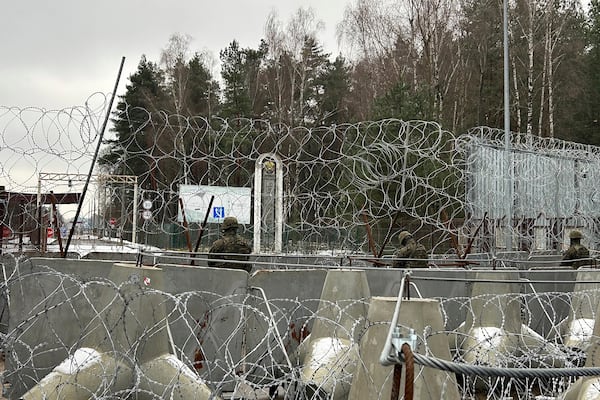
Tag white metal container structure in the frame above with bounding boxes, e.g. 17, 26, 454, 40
463, 129, 600, 252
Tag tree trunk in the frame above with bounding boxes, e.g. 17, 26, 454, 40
547, 21, 555, 139
526, 0, 535, 135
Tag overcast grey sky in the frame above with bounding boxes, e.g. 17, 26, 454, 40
0, 0, 349, 109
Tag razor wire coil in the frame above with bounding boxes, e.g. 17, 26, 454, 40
2, 94, 600, 255
2, 256, 600, 399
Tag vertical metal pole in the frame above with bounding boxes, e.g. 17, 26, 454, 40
0, 187, 5, 255
37, 174, 42, 249
274, 158, 283, 253
120, 186, 125, 245
132, 179, 138, 244
192, 195, 215, 256
179, 197, 193, 252
64, 56, 126, 257
390, 364, 403, 400
253, 159, 263, 253
503, 0, 513, 251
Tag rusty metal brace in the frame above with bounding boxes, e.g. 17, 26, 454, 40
390, 327, 417, 400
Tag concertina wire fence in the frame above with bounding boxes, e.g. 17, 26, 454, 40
1, 254, 600, 399
2, 94, 600, 399
2, 92, 600, 256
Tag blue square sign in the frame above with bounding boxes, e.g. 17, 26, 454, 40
213, 206, 225, 219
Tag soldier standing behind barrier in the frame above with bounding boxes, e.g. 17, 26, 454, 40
392, 230, 428, 268
561, 230, 590, 269
208, 216, 253, 272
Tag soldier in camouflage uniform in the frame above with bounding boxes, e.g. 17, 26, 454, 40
393, 230, 428, 268
561, 230, 590, 269
208, 217, 253, 272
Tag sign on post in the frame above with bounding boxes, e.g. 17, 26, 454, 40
213, 206, 225, 219
178, 185, 251, 224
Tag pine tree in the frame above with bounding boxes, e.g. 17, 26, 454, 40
220, 40, 267, 119
371, 81, 433, 121
576, 0, 600, 144
318, 55, 352, 125
295, 37, 336, 127
186, 54, 220, 116
101, 56, 167, 180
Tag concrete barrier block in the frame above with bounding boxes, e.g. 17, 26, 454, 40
7, 258, 119, 397
19, 348, 133, 400
299, 337, 359, 400
349, 297, 460, 400
158, 264, 249, 388
138, 353, 221, 400
296, 269, 371, 400
310, 269, 371, 342
105, 263, 170, 363
244, 269, 327, 386
558, 300, 600, 399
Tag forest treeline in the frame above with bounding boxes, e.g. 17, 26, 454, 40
107, 0, 600, 152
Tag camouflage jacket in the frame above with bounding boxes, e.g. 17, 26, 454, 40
208, 233, 252, 272
393, 241, 428, 268
561, 244, 590, 269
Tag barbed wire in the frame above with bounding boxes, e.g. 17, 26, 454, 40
2, 255, 600, 399
4, 95, 600, 400
2, 94, 600, 255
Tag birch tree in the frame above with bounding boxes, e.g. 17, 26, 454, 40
338, 0, 404, 115
537, 0, 585, 137
404, 0, 461, 120
511, 0, 545, 134
262, 8, 326, 126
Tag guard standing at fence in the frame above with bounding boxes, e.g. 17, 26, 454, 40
392, 230, 428, 268
208, 216, 253, 272
561, 230, 590, 269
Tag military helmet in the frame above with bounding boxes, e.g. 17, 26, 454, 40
569, 230, 583, 239
398, 230, 412, 246
222, 216, 239, 231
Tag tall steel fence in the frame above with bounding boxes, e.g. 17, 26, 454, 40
1, 93, 599, 255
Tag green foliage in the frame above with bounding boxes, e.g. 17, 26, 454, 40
185, 54, 221, 116
295, 37, 331, 126
101, 56, 167, 180
589, 0, 600, 99
577, 0, 600, 144
220, 40, 267, 119
456, 0, 504, 129
372, 82, 433, 121
101, 1, 600, 235
313, 55, 352, 125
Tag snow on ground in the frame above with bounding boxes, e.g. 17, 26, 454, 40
2, 235, 162, 258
